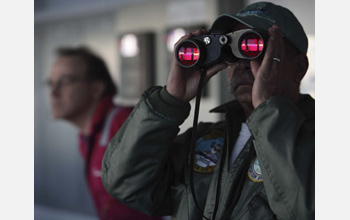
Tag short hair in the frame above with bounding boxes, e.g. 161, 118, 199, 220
56, 46, 117, 97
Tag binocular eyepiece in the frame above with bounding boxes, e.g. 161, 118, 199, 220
175, 29, 267, 68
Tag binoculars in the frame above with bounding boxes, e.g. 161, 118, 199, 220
175, 29, 267, 68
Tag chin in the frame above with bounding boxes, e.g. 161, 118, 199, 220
51, 109, 66, 119
234, 86, 252, 103
52, 113, 63, 119
236, 96, 252, 105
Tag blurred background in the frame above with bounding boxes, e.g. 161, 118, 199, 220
34, 0, 315, 219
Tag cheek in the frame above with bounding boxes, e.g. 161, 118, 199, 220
68, 91, 90, 106
233, 85, 253, 103
72, 86, 95, 106
226, 63, 240, 80
226, 66, 234, 81
60, 88, 88, 107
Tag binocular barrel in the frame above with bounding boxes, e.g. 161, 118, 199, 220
176, 29, 266, 68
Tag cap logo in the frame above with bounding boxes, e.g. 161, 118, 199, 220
237, 4, 267, 18
236, 9, 266, 17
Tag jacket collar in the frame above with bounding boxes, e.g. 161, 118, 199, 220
210, 94, 315, 120
295, 94, 315, 121
209, 99, 243, 114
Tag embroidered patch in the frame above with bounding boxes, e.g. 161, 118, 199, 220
248, 157, 263, 182
236, 3, 267, 17
192, 130, 224, 173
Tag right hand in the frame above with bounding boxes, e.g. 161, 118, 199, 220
166, 29, 228, 103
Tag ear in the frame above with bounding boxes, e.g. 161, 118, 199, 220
294, 53, 309, 83
91, 80, 106, 100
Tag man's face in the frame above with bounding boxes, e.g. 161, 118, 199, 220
49, 56, 94, 120
226, 23, 256, 105
226, 24, 301, 107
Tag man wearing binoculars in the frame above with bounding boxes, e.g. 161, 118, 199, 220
102, 2, 314, 220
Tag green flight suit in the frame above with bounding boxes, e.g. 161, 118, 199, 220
102, 86, 315, 220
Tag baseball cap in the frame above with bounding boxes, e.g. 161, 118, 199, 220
210, 2, 308, 53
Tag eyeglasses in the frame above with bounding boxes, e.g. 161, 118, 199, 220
46, 75, 87, 91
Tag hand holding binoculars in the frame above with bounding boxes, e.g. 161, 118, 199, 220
175, 29, 267, 68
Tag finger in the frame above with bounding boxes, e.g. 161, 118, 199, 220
271, 25, 291, 92
173, 29, 207, 53
204, 61, 228, 83
250, 60, 260, 78
174, 29, 207, 45
270, 25, 283, 71
174, 33, 193, 48
191, 29, 208, 36
271, 25, 284, 58
258, 26, 275, 77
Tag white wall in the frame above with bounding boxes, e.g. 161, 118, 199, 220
35, 13, 118, 217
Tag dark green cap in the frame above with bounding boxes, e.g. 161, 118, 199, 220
211, 2, 308, 53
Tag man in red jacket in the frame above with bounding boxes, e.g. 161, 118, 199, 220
48, 46, 162, 220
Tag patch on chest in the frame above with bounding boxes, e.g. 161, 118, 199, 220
192, 129, 224, 173
248, 157, 263, 182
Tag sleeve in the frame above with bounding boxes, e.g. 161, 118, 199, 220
101, 86, 191, 216
246, 96, 315, 220
109, 107, 134, 138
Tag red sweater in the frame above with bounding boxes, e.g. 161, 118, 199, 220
79, 97, 162, 220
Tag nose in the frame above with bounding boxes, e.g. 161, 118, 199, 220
237, 59, 251, 70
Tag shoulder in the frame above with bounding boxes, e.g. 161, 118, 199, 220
115, 106, 134, 117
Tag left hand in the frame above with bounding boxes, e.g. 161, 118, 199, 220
250, 25, 298, 108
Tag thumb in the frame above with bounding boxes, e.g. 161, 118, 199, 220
250, 60, 260, 78
204, 61, 228, 83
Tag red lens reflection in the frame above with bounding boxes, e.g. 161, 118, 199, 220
177, 42, 200, 66
240, 33, 264, 58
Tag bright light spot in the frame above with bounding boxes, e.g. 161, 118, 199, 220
300, 34, 315, 98
167, 28, 186, 52
120, 34, 139, 57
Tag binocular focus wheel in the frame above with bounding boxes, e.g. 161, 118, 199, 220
219, 35, 228, 45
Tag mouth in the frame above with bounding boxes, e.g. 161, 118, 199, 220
229, 71, 254, 93
237, 80, 253, 86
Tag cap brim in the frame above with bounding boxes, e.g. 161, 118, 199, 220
210, 14, 275, 33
